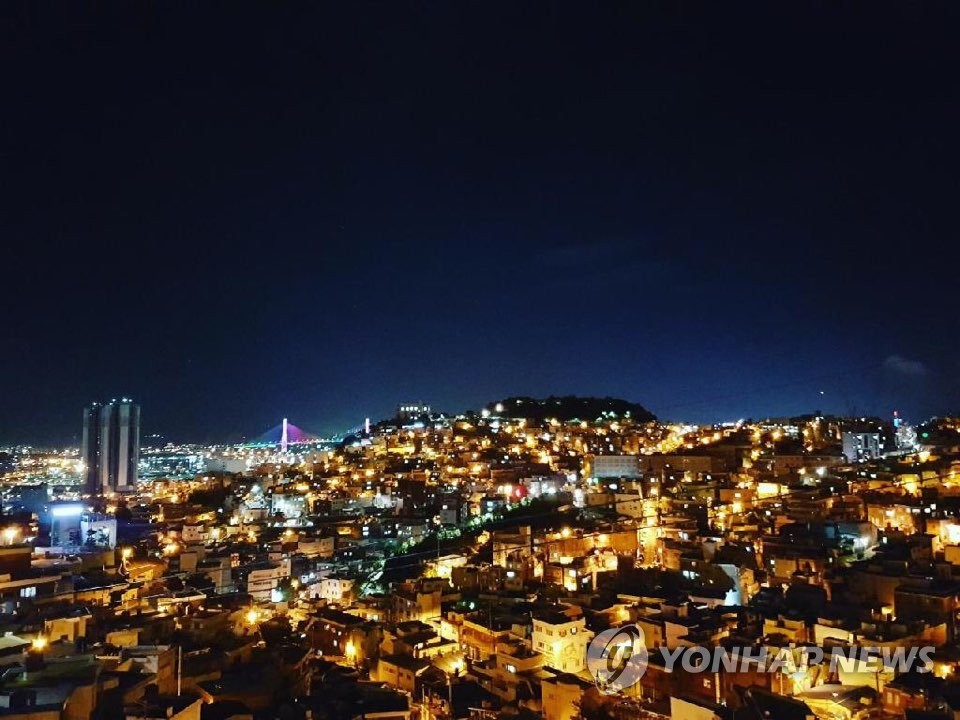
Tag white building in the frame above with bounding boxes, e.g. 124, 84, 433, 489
522, 475, 564, 498
181, 524, 206, 544
585, 455, 640, 479
318, 576, 355, 602
245, 558, 291, 601
531, 612, 591, 674
270, 492, 308, 518
842, 432, 883, 463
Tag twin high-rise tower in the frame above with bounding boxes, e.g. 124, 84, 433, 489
81, 399, 140, 495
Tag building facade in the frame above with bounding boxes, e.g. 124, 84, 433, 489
842, 431, 883, 463
82, 399, 140, 494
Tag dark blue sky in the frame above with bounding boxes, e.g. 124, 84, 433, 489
2, 3, 959, 444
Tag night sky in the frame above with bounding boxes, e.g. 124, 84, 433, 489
3, 3, 959, 445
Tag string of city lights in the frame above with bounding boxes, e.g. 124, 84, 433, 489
364, 464, 960, 576
146, 457, 958, 590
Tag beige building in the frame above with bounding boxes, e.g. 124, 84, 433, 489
531, 612, 591, 673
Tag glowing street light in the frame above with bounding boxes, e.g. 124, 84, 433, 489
2, 527, 18, 545
31, 636, 47, 652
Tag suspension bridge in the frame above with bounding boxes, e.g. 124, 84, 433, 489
247, 418, 363, 451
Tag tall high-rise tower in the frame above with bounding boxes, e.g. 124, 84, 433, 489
81, 403, 103, 495
81, 399, 140, 494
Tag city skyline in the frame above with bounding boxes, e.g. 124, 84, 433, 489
0, 385, 942, 449
3, 5, 960, 716
0, 361, 952, 447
